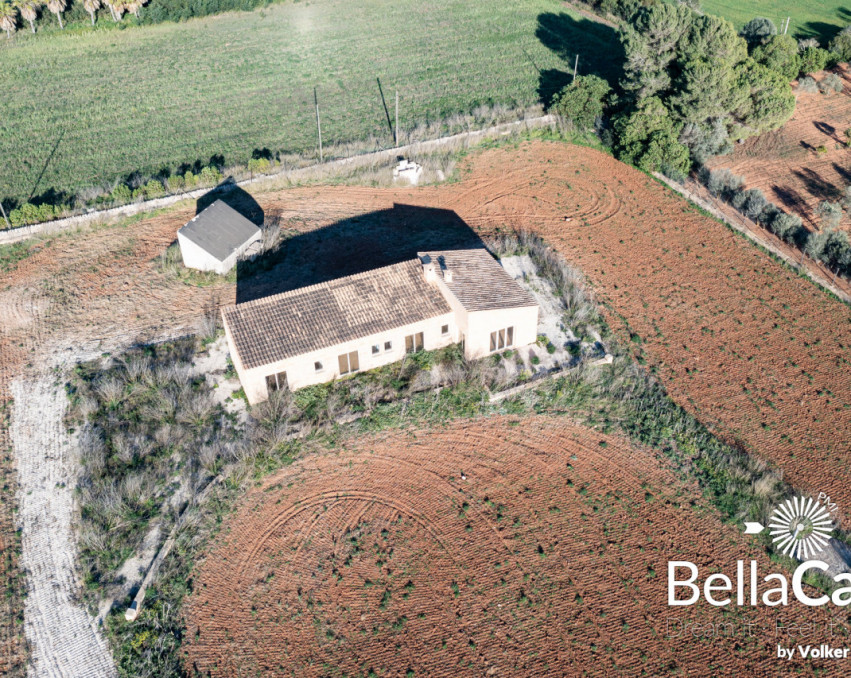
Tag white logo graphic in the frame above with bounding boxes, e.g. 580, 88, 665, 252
768, 496, 833, 560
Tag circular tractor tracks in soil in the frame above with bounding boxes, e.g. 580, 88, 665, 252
185, 417, 842, 677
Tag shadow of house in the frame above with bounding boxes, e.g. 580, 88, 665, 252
535, 11, 624, 107
235, 204, 483, 304
196, 178, 265, 226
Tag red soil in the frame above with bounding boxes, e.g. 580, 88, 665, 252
184, 417, 843, 677
707, 66, 851, 232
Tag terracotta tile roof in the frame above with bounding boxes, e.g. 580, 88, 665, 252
222, 259, 451, 370
178, 200, 260, 262
418, 248, 537, 312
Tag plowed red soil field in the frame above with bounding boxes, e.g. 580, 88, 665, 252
184, 417, 843, 677
707, 66, 851, 232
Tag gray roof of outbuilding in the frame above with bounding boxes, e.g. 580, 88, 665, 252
178, 199, 261, 262
418, 248, 537, 312
222, 259, 452, 370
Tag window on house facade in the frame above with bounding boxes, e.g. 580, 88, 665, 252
489, 326, 514, 352
441, 324, 449, 335
405, 332, 424, 354
338, 350, 360, 375
314, 361, 323, 372
372, 344, 380, 355
265, 371, 287, 393
384, 341, 392, 351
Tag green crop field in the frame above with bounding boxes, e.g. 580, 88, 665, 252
0, 0, 621, 206
701, 0, 848, 44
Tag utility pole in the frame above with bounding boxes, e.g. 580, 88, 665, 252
0, 201, 10, 230
784, 17, 790, 35
395, 90, 399, 147
314, 87, 323, 163
573, 54, 579, 84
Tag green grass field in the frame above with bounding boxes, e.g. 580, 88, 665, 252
0, 0, 621, 206
701, 0, 848, 43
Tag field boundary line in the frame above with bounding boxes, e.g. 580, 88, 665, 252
654, 172, 851, 305
0, 115, 556, 246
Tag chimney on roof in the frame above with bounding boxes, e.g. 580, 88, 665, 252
442, 268, 453, 283
420, 254, 438, 283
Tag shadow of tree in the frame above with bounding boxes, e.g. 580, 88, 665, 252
535, 11, 624, 106
833, 162, 851, 184
235, 204, 483, 303
792, 167, 842, 201
773, 184, 811, 217
796, 21, 843, 44
814, 120, 840, 143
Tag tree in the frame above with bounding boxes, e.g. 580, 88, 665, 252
45, 0, 64, 27
798, 46, 829, 76
552, 75, 611, 130
0, 0, 17, 37
619, 3, 693, 100
125, 0, 146, 17
830, 26, 851, 63
739, 17, 776, 47
103, 0, 124, 21
13, 0, 38, 32
613, 96, 690, 174
82, 0, 100, 25
752, 34, 801, 81
732, 61, 795, 137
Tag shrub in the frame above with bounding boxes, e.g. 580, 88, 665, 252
679, 120, 733, 164
818, 73, 844, 93
740, 188, 767, 220
199, 166, 223, 186
143, 180, 165, 199
739, 17, 777, 47
842, 186, 851, 210
806, 228, 851, 275
830, 26, 851, 63
799, 46, 829, 76
797, 76, 819, 93
705, 168, 744, 199
110, 184, 132, 204
551, 75, 611, 131
247, 157, 272, 174
816, 144, 828, 155
770, 212, 804, 243
814, 200, 843, 228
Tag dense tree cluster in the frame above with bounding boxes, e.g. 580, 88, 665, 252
612, 5, 795, 173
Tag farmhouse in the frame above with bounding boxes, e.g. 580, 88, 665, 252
222, 248, 538, 404
177, 199, 262, 274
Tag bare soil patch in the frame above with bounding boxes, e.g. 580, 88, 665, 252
707, 66, 851, 231
185, 417, 842, 676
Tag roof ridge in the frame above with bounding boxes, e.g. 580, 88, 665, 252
223, 257, 425, 314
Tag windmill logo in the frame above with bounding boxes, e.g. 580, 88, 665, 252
767, 496, 833, 560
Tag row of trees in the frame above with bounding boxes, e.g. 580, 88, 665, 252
0, 0, 146, 35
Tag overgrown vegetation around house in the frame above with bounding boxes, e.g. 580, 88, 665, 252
65, 337, 243, 599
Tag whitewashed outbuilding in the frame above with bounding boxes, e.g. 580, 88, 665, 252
177, 199, 262, 275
